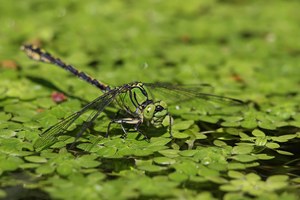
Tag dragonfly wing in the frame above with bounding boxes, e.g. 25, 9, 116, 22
144, 83, 245, 115
34, 89, 118, 151
34, 112, 80, 150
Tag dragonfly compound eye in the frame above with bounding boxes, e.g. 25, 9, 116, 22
159, 101, 167, 109
151, 102, 169, 128
144, 104, 155, 120
154, 101, 168, 111
155, 105, 164, 112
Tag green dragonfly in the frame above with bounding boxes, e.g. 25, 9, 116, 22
22, 44, 244, 151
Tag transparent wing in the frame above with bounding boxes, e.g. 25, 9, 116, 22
34, 89, 119, 151
144, 82, 246, 115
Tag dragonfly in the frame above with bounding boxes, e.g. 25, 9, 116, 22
21, 44, 245, 151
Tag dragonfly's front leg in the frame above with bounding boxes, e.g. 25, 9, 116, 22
106, 118, 146, 138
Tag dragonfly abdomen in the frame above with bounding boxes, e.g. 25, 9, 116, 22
21, 44, 110, 92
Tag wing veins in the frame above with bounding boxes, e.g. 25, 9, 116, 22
145, 83, 244, 106
34, 90, 118, 150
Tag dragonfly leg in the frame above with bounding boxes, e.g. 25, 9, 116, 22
106, 120, 128, 137
119, 123, 128, 139
168, 113, 173, 138
106, 118, 143, 138
134, 122, 149, 141
106, 121, 113, 137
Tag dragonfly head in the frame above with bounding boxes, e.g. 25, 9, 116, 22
144, 101, 170, 128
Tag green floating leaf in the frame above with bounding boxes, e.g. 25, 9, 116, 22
76, 155, 100, 168
206, 176, 227, 184
221, 121, 241, 127
0, 128, 16, 138
172, 131, 189, 139
223, 192, 249, 200
37, 114, 60, 129
227, 162, 247, 170
133, 149, 154, 156
223, 128, 242, 136
266, 142, 280, 149
246, 173, 261, 181
0, 156, 23, 172
267, 175, 289, 182
221, 172, 264, 195
0, 189, 6, 199
220, 184, 240, 192
24, 156, 48, 163
137, 176, 179, 197
255, 154, 274, 160
40, 151, 59, 159
228, 161, 259, 170
50, 141, 70, 149
265, 175, 289, 191
168, 172, 188, 182
276, 150, 294, 156
195, 133, 207, 140
290, 121, 300, 128
4, 121, 24, 130
0, 112, 11, 121
149, 137, 172, 146
209, 163, 227, 171
197, 165, 219, 177
103, 134, 122, 145
240, 118, 257, 129
194, 146, 229, 166
239, 132, 252, 140
213, 140, 228, 147
96, 146, 117, 157
87, 172, 106, 182
137, 164, 166, 172
172, 120, 194, 130
272, 134, 297, 142
33, 97, 56, 109
57, 162, 75, 176
255, 137, 268, 146
198, 115, 219, 124
231, 154, 257, 162
178, 150, 198, 157
231, 145, 253, 154
36, 164, 55, 175
258, 120, 277, 130
117, 147, 135, 156
228, 170, 244, 179
153, 157, 176, 165
189, 176, 207, 183
252, 129, 265, 137
19, 163, 41, 169
291, 177, 300, 183
0, 138, 24, 154
173, 160, 198, 175
158, 149, 179, 158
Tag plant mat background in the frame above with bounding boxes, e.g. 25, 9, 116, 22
0, 1, 300, 199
